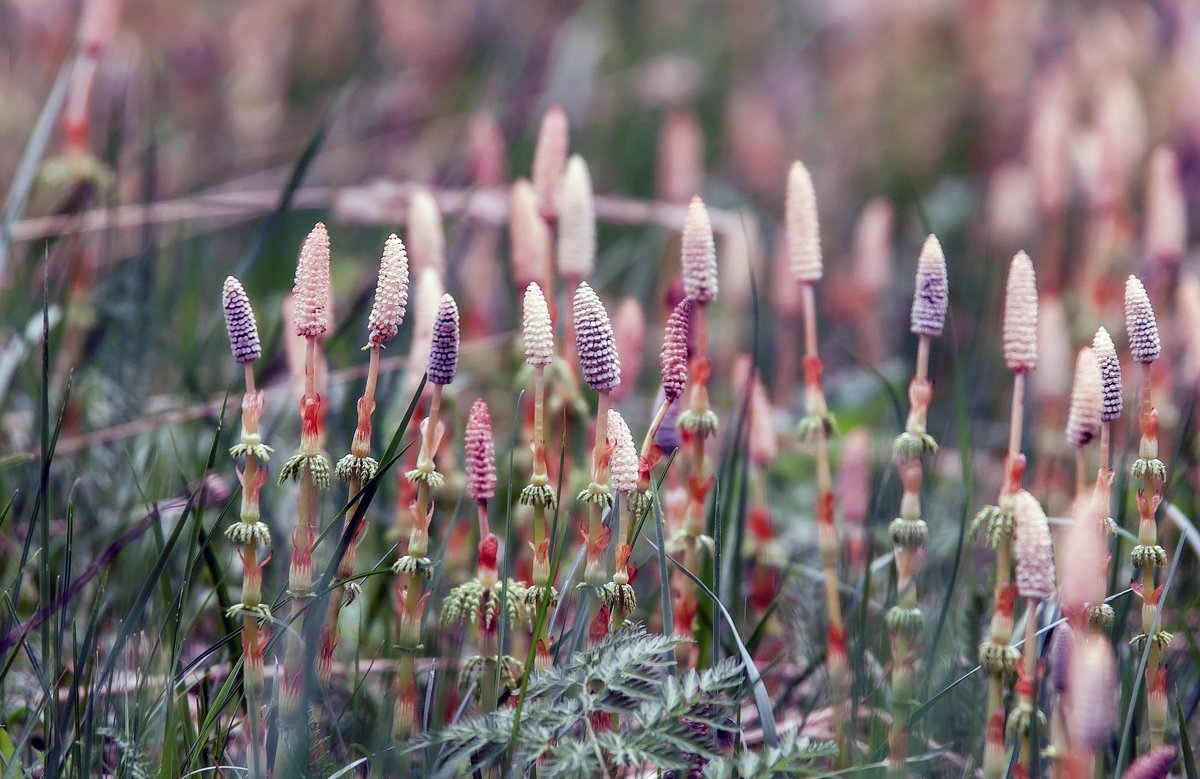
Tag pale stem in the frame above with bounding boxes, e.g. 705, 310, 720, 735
1021, 601, 1040, 772
423, 387, 444, 460
801, 283, 819, 358
1009, 370, 1026, 458
1074, 447, 1086, 497
477, 502, 490, 539
305, 337, 317, 398
533, 367, 546, 461
640, 398, 672, 461
1099, 421, 1111, 474
364, 346, 381, 406
915, 336, 930, 384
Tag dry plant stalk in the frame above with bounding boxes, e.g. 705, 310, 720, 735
886, 234, 947, 776
392, 293, 460, 737
975, 250, 1037, 779
673, 197, 719, 670
1124, 275, 1171, 751
221, 276, 272, 779
322, 235, 410, 690
274, 223, 335, 775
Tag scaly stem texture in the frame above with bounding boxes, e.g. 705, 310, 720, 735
674, 306, 716, 669
981, 370, 1027, 779
1133, 365, 1168, 749
800, 283, 847, 762
394, 387, 443, 738
229, 364, 270, 779
274, 338, 328, 777
886, 337, 933, 777
321, 346, 382, 690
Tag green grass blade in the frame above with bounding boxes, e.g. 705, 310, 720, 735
663, 549, 778, 747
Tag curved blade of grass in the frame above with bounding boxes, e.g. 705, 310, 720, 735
0, 56, 73, 281
235, 83, 355, 279
663, 549, 778, 747
1177, 694, 1197, 779
651, 472, 674, 657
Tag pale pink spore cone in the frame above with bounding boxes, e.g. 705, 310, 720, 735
786, 160, 821, 283
293, 222, 331, 339
1002, 250, 1038, 371
367, 234, 410, 347
681, 196, 718, 304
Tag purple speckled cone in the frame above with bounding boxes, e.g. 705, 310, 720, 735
1048, 625, 1073, 694
222, 276, 261, 364
660, 298, 693, 402
427, 293, 460, 386
1121, 746, 1177, 779
1093, 327, 1122, 422
465, 398, 496, 503
573, 282, 621, 393
1124, 275, 1161, 364
909, 234, 948, 337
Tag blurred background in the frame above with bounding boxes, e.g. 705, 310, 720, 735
3, 0, 1199, 520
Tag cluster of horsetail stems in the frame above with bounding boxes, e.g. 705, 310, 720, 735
886, 234, 948, 776
273, 223, 334, 775
392, 292, 460, 737
1125, 275, 1172, 749
221, 276, 272, 779
673, 196, 719, 670
202, 131, 1192, 776
787, 160, 848, 760
976, 250, 1038, 779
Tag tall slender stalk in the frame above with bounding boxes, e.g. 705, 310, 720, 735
1090, 326, 1123, 632
221, 278, 272, 779
519, 283, 559, 668
1124, 276, 1170, 751
886, 235, 947, 776
275, 225, 334, 776
674, 199, 719, 670
785, 160, 847, 760
393, 293, 460, 738
446, 398, 526, 715
974, 251, 1038, 778
325, 234, 410, 695
571, 282, 621, 648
